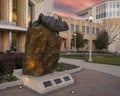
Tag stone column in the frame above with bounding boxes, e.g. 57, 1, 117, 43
17, 33, 25, 52
17, 0, 26, 27
9, 0, 12, 22
1, 0, 9, 22
85, 21, 86, 34
9, 31, 12, 48
26, 0, 28, 27
1, 31, 10, 52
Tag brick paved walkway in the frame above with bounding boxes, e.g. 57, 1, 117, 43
0, 69, 120, 96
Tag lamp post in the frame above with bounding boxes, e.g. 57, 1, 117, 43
74, 33, 76, 53
74, 18, 76, 53
88, 15, 93, 61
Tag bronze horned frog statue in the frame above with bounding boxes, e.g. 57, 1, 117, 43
23, 13, 69, 76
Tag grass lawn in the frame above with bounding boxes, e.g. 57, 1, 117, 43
92, 55, 120, 66
60, 54, 120, 66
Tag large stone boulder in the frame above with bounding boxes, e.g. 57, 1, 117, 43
23, 13, 69, 76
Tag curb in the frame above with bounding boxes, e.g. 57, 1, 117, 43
0, 80, 22, 90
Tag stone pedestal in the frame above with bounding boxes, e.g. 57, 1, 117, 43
14, 69, 74, 94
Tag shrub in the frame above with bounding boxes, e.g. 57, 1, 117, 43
13, 53, 24, 69
0, 52, 24, 76
0, 74, 18, 83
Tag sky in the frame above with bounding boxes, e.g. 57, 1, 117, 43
54, 0, 100, 17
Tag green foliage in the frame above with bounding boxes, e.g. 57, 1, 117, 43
0, 52, 24, 76
10, 42, 16, 51
72, 32, 85, 49
0, 74, 18, 83
94, 30, 109, 50
55, 63, 79, 72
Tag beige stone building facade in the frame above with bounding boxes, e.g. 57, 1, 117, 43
58, 15, 99, 52
77, 0, 120, 52
0, 0, 54, 52
0, 0, 27, 52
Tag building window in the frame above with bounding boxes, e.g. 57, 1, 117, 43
106, 3, 109, 9
109, 12, 112, 17
99, 14, 100, 18
113, 3, 116, 8
96, 2, 120, 19
28, 3, 33, 22
117, 11, 120, 16
113, 11, 116, 17
106, 12, 108, 17
117, 3, 120, 8
109, 3, 112, 8
96, 15, 98, 19
86, 26, 89, 33
101, 13, 104, 18
64, 41, 66, 48
76, 25, 79, 32
11, 32, 17, 51
70, 24, 79, 32
96, 28, 99, 33
82, 26, 85, 33
71, 24, 74, 32
12, 0, 18, 22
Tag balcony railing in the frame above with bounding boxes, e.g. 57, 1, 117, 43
0, 20, 27, 31
0, 20, 16, 26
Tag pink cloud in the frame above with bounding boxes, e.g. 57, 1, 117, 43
53, 10, 76, 18
54, 0, 100, 14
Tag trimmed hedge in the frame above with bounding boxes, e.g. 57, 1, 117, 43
0, 52, 24, 76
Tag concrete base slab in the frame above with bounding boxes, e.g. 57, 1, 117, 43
0, 80, 22, 90
13, 69, 74, 94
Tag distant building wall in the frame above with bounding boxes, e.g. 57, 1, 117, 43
58, 15, 99, 52
77, 0, 120, 52
29, 0, 54, 21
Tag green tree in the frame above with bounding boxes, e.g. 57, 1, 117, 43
95, 30, 109, 51
72, 32, 85, 49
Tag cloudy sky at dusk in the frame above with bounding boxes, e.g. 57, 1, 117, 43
54, 0, 100, 17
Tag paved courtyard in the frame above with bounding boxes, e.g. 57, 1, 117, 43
0, 69, 120, 96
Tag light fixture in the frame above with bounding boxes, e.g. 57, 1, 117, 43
88, 15, 93, 23
74, 33, 76, 36
71, 91, 76, 94
18, 86, 23, 89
